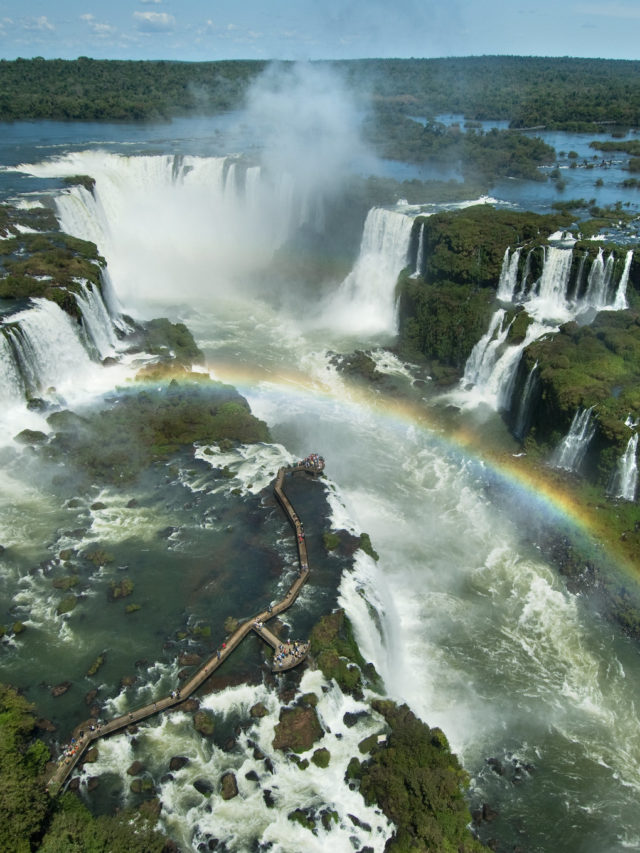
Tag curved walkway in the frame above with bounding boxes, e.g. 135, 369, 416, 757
46, 459, 324, 795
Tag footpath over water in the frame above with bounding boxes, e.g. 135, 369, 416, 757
46, 456, 325, 795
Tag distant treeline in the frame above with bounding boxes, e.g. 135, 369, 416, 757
1, 55, 640, 129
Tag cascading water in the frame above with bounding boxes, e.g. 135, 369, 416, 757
75, 282, 118, 359
7, 125, 640, 853
584, 247, 616, 308
610, 433, 638, 502
321, 206, 415, 336
461, 309, 511, 389
552, 406, 596, 472
411, 220, 426, 278
0, 330, 25, 403
513, 360, 538, 439
496, 246, 522, 301
2, 298, 95, 398
613, 249, 634, 310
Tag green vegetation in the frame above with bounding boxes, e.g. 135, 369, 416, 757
348, 699, 484, 852
358, 532, 379, 561
109, 578, 134, 600
309, 609, 381, 698
272, 705, 324, 753
44, 372, 270, 484
0, 684, 167, 852
322, 531, 341, 551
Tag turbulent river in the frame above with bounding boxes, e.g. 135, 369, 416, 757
2, 98, 640, 852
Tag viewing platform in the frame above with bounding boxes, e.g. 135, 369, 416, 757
46, 453, 325, 795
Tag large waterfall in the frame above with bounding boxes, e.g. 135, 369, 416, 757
322, 206, 415, 336
18, 152, 326, 314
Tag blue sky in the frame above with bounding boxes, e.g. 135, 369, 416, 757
1, 0, 638, 61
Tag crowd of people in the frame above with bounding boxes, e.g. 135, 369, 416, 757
273, 640, 308, 669
298, 453, 325, 472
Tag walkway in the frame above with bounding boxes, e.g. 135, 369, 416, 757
46, 456, 324, 795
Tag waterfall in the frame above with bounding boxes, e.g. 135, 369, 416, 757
75, 282, 118, 360
610, 434, 638, 502
2, 298, 95, 398
533, 246, 574, 318
583, 248, 615, 309
613, 250, 633, 310
412, 221, 426, 278
552, 407, 596, 472
18, 152, 326, 310
514, 360, 538, 439
497, 247, 522, 301
461, 309, 511, 389
0, 332, 25, 403
324, 207, 415, 336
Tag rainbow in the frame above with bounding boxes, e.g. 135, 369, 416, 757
202, 358, 639, 581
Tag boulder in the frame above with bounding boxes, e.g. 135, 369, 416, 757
127, 760, 144, 776
250, 702, 268, 718
193, 777, 214, 796
220, 771, 238, 800
169, 755, 190, 772
272, 705, 323, 753
51, 681, 72, 697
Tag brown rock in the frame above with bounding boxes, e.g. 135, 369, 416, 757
35, 717, 56, 732
51, 681, 72, 697
84, 747, 99, 763
169, 755, 190, 771
86, 776, 100, 792
272, 705, 323, 753
179, 652, 202, 666
85, 688, 99, 706
220, 772, 238, 800
127, 760, 144, 776
250, 702, 268, 718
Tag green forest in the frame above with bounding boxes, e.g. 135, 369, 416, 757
2, 55, 639, 129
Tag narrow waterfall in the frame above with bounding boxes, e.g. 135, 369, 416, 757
552, 407, 596, 472
610, 433, 638, 501
412, 221, 426, 278
2, 298, 95, 399
0, 331, 25, 403
583, 248, 615, 309
461, 309, 511, 389
325, 207, 415, 335
613, 250, 634, 310
75, 282, 118, 360
496, 247, 522, 301
514, 360, 538, 439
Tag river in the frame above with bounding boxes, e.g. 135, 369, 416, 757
1, 90, 640, 852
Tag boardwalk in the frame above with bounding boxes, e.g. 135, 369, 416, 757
46, 456, 324, 795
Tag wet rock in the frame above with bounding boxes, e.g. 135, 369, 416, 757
348, 814, 372, 832
263, 788, 276, 808
134, 658, 149, 668
194, 777, 214, 796
130, 777, 155, 794
194, 710, 215, 736
179, 652, 202, 666
51, 681, 72, 697
120, 674, 137, 689
222, 737, 236, 752
169, 755, 189, 771
35, 717, 56, 732
14, 428, 48, 445
127, 760, 144, 776
86, 776, 100, 792
272, 705, 323, 753
68, 778, 80, 791
59, 548, 75, 562
126, 498, 139, 508
311, 747, 330, 768
482, 803, 499, 822
245, 770, 259, 782
263, 757, 275, 774
90, 501, 107, 511
220, 771, 238, 800
253, 746, 265, 761
176, 698, 199, 713
84, 747, 99, 763
487, 757, 504, 775
343, 710, 368, 728
250, 702, 268, 718
85, 688, 99, 706
160, 773, 174, 784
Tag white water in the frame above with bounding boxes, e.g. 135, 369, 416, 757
552, 407, 596, 472
514, 360, 538, 439
75, 281, 118, 359
610, 433, 638, 502
320, 206, 415, 336
7, 148, 640, 852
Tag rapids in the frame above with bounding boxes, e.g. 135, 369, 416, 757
2, 109, 640, 852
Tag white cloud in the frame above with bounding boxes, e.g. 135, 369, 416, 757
81, 14, 116, 37
133, 11, 176, 32
23, 15, 54, 32
140, 0, 163, 4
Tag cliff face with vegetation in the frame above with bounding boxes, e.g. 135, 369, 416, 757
396, 205, 640, 489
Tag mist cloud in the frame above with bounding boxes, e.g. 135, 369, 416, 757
244, 62, 370, 201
